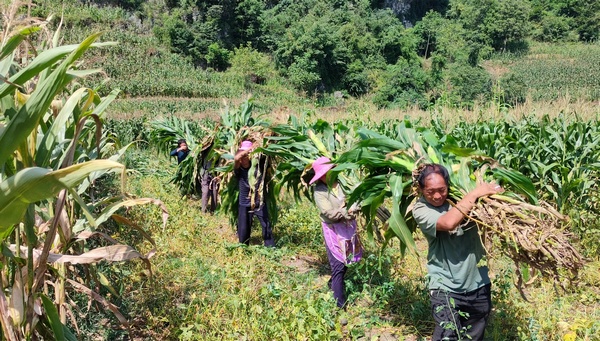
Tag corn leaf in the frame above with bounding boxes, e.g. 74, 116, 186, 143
94, 198, 169, 231
9, 244, 148, 264
387, 175, 417, 256
0, 33, 103, 166
492, 167, 538, 204
35, 87, 92, 167
0, 160, 125, 237
0, 41, 115, 99
40, 294, 66, 341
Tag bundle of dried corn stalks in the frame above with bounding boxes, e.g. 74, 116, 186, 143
468, 195, 586, 292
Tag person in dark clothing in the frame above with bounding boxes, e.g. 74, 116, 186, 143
200, 165, 216, 213
199, 143, 218, 213
170, 139, 189, 164
233, 140, 275, 247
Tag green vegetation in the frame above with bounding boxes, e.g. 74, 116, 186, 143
85, 149, 599, 340
0, 22, 165, 341
101, 110, 599, 340
2, 0, 599, 340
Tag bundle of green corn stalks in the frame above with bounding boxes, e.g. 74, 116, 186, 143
420, 157, 585, 289
260, 115, 355, 200
212, 99, 279, 228
148, 115, 215, 195
412, 160, 586, 290
256, 115, 394, 242
339, 122, 586, 287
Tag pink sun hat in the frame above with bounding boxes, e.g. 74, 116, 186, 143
239, 140, 253, 151
309, 156, 335, 185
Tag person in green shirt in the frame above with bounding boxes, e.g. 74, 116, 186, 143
412, 163, 503, 341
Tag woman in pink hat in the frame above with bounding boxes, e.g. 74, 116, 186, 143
310, 156, 362, 308
233, 140, 275, 247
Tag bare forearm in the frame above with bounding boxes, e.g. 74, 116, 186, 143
436, 193, 478, 231
234, 151, 248, 169
436, 183, 502, 231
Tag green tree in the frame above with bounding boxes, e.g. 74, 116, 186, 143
235, 0, 267, 48
484, 0, 531, 51
534, 11, 572, 42
447, 0, 531, 60
206, 42, 230, 70
443, 63, 492, 107
372, 59, 429, 108
229, 45, 277, 86
530, 0, 599, 42
263, 0, 419, 95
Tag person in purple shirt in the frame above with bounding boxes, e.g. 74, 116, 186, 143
310, 156, 362, 308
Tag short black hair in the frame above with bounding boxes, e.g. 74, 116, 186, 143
417, 163, 450, 188
177, 139, 187, 146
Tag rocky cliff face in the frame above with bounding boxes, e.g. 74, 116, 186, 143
383, 0, 412, 15
383, 0, 414, 27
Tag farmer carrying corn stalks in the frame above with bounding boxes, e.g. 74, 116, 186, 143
310, 157, 362, 308
412, 164, 504, 341
234, 140, 275, 247
170, 139, 189, 164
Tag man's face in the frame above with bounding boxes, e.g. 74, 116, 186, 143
180, 142, 188, 150
421, 173, 448, 207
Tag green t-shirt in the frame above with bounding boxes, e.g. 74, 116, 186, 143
412, 197, 490, 293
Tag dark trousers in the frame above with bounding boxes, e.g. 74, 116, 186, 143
201, 172, 217, 213
326, 246, 347, 308
237, 205, 275, 247
430, 284, 491, 341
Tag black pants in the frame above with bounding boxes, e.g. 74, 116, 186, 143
237, 205, 275, 247
201, 172, 217, 213
325, 246, 347, 308
430, 284, 491, 341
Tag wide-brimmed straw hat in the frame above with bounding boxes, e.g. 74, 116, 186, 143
309, 156, 335, 185
239, 140, 253, 151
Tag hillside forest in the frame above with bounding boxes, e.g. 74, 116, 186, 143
34, 0, 600, 109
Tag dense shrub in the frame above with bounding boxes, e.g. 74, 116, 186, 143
372, 59, 429, 109
498, 72, 527, 106
229, 45, 277, 86
287, 57, 322, 94
533, 12, 573, 42
205, 43, 231, 71
440, 63, 492, 107
342, 60, 370, 96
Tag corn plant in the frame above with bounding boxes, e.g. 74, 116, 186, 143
0, 7, 166, 339
148, 115, 216, 196
260, 114, 335, 201
442, 115, 600, 213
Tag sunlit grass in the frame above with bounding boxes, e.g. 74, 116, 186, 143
88, 150, 600, 340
